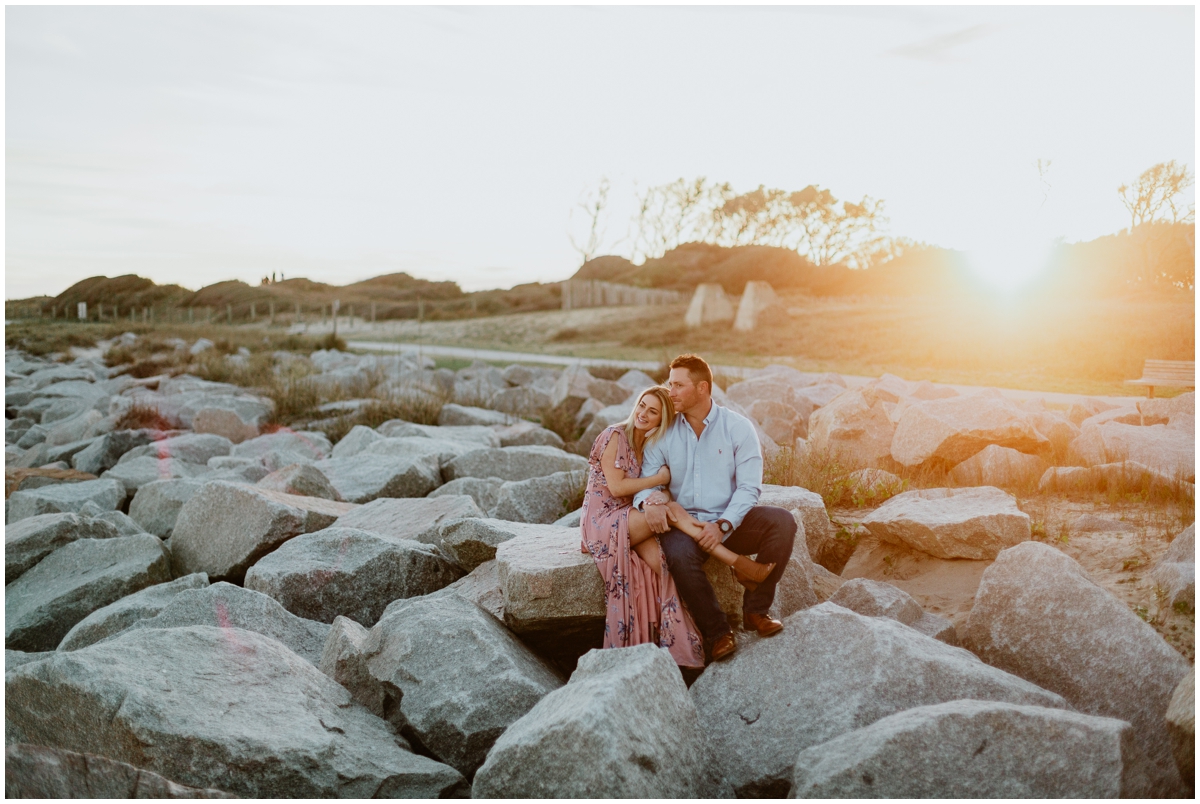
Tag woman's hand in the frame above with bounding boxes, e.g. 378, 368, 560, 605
645, 489, 670, 507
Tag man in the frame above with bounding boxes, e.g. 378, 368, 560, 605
634, 353, 796, 662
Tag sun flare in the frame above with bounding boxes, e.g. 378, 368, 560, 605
965, 237, 1056, 292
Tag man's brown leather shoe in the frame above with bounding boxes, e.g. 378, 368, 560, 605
744, 612, 784, 637
710, 633, 738, 662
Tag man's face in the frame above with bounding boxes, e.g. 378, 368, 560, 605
667, 367, 707, 413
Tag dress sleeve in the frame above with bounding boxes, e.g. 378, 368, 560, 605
588, 425, 619, 470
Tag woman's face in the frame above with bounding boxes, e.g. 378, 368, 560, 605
632, 393, 663, 433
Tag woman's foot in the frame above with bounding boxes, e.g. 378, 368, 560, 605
731, 556, 776, 591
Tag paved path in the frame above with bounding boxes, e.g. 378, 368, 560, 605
347, 340, 1140, 406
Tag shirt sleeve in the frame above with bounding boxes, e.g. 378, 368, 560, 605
721, 417, 763, 534
632, 439, 668, 511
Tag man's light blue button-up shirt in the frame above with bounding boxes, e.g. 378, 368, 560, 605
633, 401, 763, 539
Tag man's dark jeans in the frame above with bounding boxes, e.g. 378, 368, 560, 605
659, 505, 797, 645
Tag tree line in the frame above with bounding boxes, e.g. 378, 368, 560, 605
569, 161, 1195, 292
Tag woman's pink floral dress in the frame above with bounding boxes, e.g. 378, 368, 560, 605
580, 425, 704, 668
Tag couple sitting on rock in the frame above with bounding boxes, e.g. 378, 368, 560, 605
580, 353, 797, 666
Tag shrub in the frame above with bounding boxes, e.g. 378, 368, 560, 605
113, 403, 178, 431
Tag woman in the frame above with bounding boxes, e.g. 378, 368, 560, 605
580, 386, 774, 667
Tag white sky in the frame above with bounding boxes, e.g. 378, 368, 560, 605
5, 5, 1195, 299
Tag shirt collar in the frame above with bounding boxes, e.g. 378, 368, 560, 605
701, 400, 719, 425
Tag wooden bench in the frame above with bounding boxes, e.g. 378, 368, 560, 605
1125, 359, 1195, 398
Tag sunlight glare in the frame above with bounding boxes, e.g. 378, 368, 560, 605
965, 237, 1055, 292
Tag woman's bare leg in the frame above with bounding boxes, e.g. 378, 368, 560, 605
628, 509, 663, 576
665, 502, 775, 584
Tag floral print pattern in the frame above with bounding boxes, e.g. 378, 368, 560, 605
580, 425, 705, 668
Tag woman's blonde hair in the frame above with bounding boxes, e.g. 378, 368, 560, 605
623, 386, 675, 452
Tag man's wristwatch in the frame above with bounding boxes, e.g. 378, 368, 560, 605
716, 519, 733, 535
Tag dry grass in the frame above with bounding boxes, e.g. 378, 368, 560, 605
375, 293, 1192, 397
113, 403, 179, 431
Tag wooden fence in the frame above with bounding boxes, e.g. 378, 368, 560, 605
561, 280, 685, 311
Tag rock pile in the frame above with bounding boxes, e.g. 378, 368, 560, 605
5, 340, 1193, 797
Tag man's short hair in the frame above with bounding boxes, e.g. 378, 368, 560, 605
670, 353, 713, 392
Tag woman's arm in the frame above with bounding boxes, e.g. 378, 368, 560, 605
600, 435, 670, 497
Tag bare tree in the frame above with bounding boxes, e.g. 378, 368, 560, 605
1118, 160, 1195, 229
630, 177, 731, 262
568, 177, 612, 265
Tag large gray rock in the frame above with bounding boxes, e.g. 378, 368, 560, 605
474, 644, 730, 798
231, 430, 331, 461
312, 453, 441, 503
963, 541, 1191, 791
5, 626, 466, 797
332, 495, 483, 545
4, 743, 235, 799
861, 486, 1031, 560
58, 573, 210, 651
443, 445, 588, 483
169, 481, 357, 583
1152, 524, 1195, 610
1069, 420, 1195, 481
114, 582, 330, 665
491, 386, 552, 418
359, 436, 489, 474
828, 577, 958, 646
891, 392, 1048, 469
494, 523, 605, 635
70, 429, 157, 478
118, 433, 233, 466
1166, 669, 1194, 792
192, 407, 258, 444
437, 403, 511, 427
42, 409, 104, 448
5, 534, 171, 652
245, 527, 462, 626
127, 478, 207, 537
548, 365, 632, 416
494, 522, 746, 638
429, 476, 505, 514
491, 469, 588, 525
689, 603, 1068, 797
379, 419, 501, 448
759, 484, 834, 565
493, 421, 565, 448
329, 424, 383, 458
829, 577, 924, 625
438, 517, 559, 573
101, 455, 211, 495
947, 443, 1048, 487
325, 594, 562, 778
5, 513, 120, 584
6, 478, 126, 524
789, 699, 1162, 798
257, 462, 341, 500
806, 387, 896, 470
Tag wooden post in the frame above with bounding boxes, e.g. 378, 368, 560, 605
371, 302, 376, 323
295, 302, 301, 323
226, 304, 233, 324
189, 307, 194, 324
269, 301, 275, 325
251, 302, 256, 322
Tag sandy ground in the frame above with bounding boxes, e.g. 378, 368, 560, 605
836, 501, 1194, 662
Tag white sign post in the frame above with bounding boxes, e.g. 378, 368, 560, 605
77, 302, 87, 321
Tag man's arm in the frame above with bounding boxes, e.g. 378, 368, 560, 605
632, 440, 668, 511
719, 417, 763, 533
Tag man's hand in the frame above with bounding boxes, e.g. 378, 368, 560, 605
643, 502, 670, 534
694, 521, 722, 552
